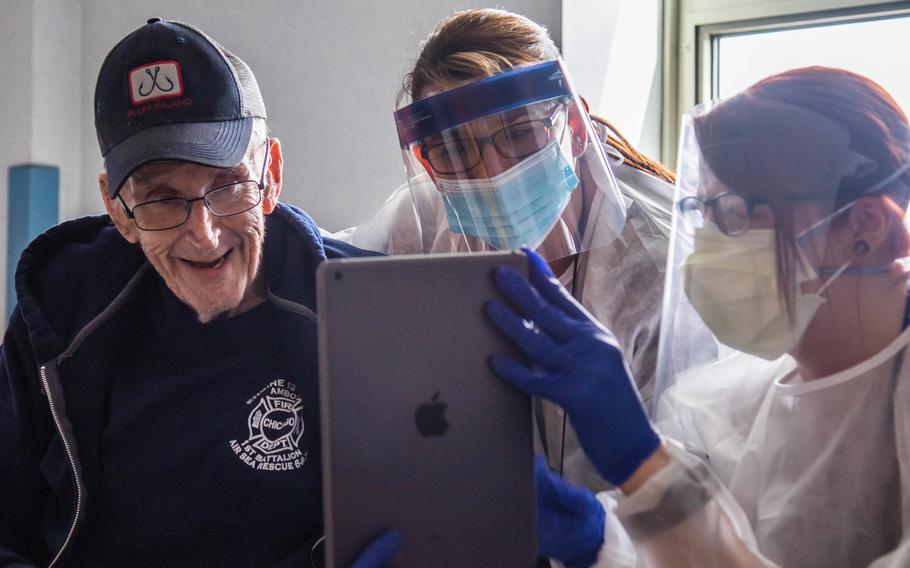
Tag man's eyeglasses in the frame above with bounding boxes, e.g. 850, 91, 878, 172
118, 140, 271, 231
678, 191, 769, 236
419, 101, 568, 175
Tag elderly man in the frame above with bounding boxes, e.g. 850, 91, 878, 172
0, 18, 395, 567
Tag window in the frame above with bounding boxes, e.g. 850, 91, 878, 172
712, 13, 910, 109
665, 2, 910, 166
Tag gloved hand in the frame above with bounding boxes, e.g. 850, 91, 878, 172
536, 455, 605, 568
349, 530, 400, 568
487, 248, 660, 486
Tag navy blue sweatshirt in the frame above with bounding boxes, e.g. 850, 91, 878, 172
0, 203, 375, 567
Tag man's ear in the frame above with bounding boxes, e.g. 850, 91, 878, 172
567, 103, 588, 158
847, 195, 900, 263
262, 138, 283, 215
99, 173, 139, 244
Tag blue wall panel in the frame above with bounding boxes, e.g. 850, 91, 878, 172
7, 165, 59, 319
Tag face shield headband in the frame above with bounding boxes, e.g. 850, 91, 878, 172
393, 59, 628, 260
394, 60, 574, 149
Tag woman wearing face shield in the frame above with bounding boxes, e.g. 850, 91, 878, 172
487, 66, 910, 567
336, 8, 675, 494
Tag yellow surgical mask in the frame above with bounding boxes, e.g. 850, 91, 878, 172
682, 223, 830, 360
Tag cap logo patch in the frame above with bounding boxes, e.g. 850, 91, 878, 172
129, 61, 184, 105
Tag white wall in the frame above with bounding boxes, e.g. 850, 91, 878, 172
33, 0, 82, 221
0, 0, 34, 321
0, 0, 561, 329
0, 0, 676, 331
77, 0, 562, 231
563, 0, 662, 159
0, 0, 82, 320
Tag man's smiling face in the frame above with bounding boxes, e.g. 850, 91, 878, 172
100, 139, 282, 323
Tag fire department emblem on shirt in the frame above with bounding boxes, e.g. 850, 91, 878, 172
229, 379, 308, 471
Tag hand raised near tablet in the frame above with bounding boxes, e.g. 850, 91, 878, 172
350, 530, 400, 568
536, 456, 605, 567
486, 248, 660, 487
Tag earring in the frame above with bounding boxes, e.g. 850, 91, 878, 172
853, 240, 870, 257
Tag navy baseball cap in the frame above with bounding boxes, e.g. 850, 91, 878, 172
94, 18, 267, 198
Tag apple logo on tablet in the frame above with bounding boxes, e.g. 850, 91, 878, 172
415, 392, 449, 437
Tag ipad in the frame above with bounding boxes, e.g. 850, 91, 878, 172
317, 252, 536, 568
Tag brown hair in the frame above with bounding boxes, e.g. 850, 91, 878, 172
694, 66, 910, 311
591, 114, 675, 183
400, 8, 674, 183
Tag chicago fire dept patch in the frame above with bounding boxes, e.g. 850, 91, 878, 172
230, 379, 308, 471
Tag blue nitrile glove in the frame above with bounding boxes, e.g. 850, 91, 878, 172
350, 530, 400, 568
487, 248, 660, 486
536, 455, 605, 568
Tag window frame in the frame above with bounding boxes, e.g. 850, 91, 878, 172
662, 0, 910, 168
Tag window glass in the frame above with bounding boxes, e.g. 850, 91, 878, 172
716, 16, 910, 112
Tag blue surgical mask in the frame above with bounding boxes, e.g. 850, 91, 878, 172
436, 139, 579, 250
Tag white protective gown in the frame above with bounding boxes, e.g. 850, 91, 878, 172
332, 130, 674, 493
586, 323, 910, 567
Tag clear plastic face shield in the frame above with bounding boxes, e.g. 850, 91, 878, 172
653, 94, 910, 432
393, 60, 627, 262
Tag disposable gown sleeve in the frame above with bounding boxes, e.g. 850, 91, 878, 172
329, 178, 439, 255
588, 440, 910, 568
606, 443, 770, 568
868, 363, 910, 568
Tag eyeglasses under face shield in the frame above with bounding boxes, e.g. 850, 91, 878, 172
393, 59, 628, 261
418, 99, 570, 176
653, 94, 910, 426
